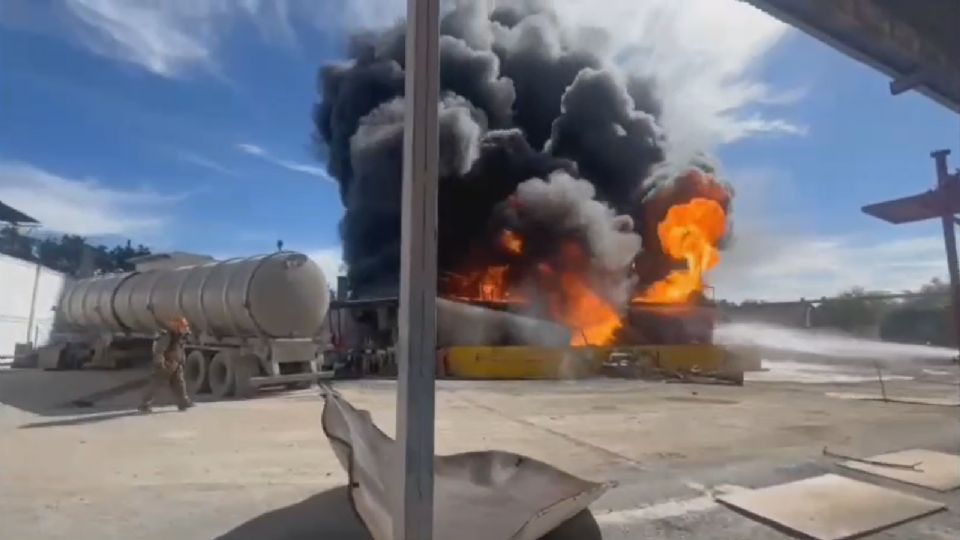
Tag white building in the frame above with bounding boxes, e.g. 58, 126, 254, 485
0, 252, 67, 358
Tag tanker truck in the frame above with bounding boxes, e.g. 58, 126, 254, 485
41, 251, 332, 399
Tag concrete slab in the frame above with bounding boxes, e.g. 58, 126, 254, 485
717, 473, 946, 540
3, 372, 959, 540
839, 449, 960, 492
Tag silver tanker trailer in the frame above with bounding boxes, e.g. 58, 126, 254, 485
42, 251, 331, 399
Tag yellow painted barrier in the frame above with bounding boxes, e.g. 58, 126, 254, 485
439, 346, 601, 380
438, 344, 759, 381
612, 345, 725, 372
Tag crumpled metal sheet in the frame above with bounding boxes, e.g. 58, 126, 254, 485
321, 391, 610, 540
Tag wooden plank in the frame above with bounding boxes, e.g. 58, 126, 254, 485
718, 473, 945, 540
395, 0, 440, 538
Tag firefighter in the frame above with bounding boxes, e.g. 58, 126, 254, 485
139, 316, 194, 413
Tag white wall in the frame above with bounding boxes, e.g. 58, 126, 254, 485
0, 253, 67, 357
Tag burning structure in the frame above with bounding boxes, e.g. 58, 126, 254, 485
315, 2, 731, 350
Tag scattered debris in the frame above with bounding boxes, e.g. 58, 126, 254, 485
822, 447, 921, 471
838, 449, 960, 492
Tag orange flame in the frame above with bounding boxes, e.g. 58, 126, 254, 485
479, 266, 509, 301
445, 232, 625, 346
540, 244, 622, 347
555, 273, 622, 346
500, 229, 523, 255
636, 197, 726, 304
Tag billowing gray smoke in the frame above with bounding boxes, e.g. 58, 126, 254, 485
314, 0, 730, 301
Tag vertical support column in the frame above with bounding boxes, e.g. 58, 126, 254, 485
932, 150, 960, 356
25, 262, 41, 346
395, 0, 439, 539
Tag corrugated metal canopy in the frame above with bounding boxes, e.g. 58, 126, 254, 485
0, 200, 39, 225
743, 0, 960, 113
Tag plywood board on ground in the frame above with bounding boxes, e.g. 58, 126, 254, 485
826, 392, 960, 407
717, 473, 945, 540
839, 449, 960, 492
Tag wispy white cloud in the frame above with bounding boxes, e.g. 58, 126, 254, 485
237, 143, 266, 156
721, 117, 809, 142
708, 167, 945, 301
174, 150, 238, 176
0, 160, 180, 237
550, 0, 803, 152
18, 0, 799, 151
236, 142, 332, 181
62, 0, 221, 77
711, 232, 946, 302
705, 166, 947, 302
305, 246, 345, 288
0, 0, 294, 78
5, 0, 399, 78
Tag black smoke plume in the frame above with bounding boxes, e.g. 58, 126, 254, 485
314, 1, 731, 301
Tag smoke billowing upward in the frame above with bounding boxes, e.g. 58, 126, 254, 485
314, 0, 732, 308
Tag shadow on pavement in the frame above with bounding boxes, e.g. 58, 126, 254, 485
542, 508, 603, 539
0, 367, 221, 416
212, 486, 602, 540
213, 486, 370, 540
18, 409, 175, 429
0, 368, 151, 416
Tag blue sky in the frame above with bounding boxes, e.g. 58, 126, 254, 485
0, 0, 957, 300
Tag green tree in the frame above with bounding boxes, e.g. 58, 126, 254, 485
879, 278, 954, 346
3, 229, 152, 276
0, 226, 35, 261
108, 240, 151, 272
812, 287, 890, 332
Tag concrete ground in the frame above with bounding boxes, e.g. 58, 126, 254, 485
1, 359, 958, 540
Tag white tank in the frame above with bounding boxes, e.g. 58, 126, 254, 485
59, 252, 330, 339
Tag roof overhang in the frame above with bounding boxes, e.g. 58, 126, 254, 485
0, 200, 40, 226
862, 183, 960, 224
743, 0, 960, 113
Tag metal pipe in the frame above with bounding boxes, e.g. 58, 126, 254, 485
932, 149, 960, 357
436, 298, 572, 347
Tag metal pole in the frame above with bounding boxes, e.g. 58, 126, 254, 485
874, 362, 888, 401
932, 150, 960, 357
25, 262, 41, 346
395, 0, 439, 538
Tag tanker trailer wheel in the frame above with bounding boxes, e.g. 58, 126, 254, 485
234, 354, 261, 399
184, 351, 210, 396
208, 351, 236, 399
